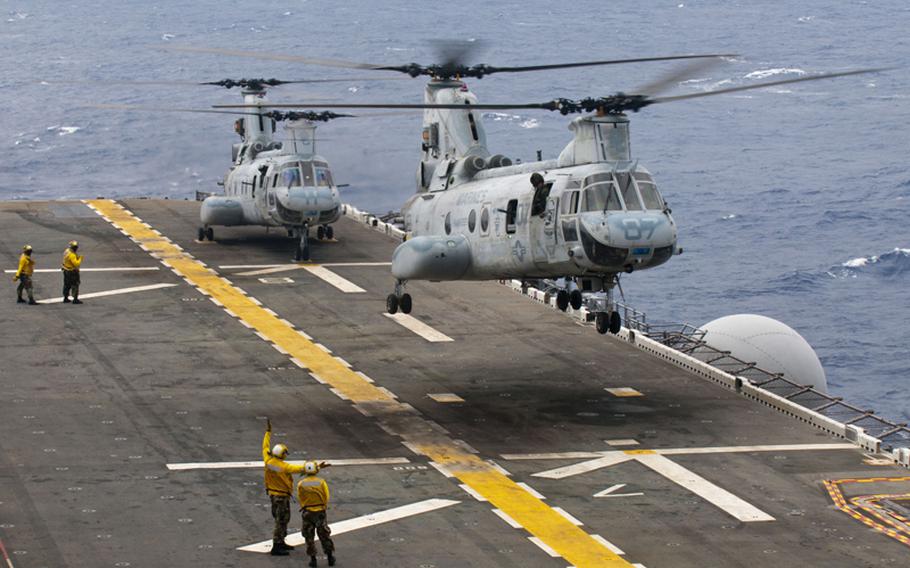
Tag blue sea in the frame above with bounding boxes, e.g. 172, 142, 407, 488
2, 1, 908, 421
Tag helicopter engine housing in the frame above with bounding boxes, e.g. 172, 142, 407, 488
391, 235, 472, 281
201, 196, 245, 226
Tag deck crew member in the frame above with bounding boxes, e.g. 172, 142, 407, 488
61, 240, 83, 304
14, 245, 37, 305
263, 418, 306, 556
297, 461, 335, 567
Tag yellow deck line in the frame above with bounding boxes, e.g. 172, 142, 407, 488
87, 200, 629, 567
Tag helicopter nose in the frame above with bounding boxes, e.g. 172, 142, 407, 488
579, 213, 677, 270
277, 187, 333, 211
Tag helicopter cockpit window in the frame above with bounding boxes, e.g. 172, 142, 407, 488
582, 183, 622, 212
634, 173, 664, 211
561, 191, 579, 214
616, 172, 642, 211
300, 161, 314, 186
314, 165, 334, 187
281, 165, 301, 187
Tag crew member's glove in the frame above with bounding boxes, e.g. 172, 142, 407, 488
266, 418, 272, 432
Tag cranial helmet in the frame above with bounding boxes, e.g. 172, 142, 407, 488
23, 245, 32, 252
530, 173, 544, 187
272, 444, 289, 459
69, 240, 78, 248
304, 461, 318, 475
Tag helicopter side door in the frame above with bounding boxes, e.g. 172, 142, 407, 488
530, 179, 562, 268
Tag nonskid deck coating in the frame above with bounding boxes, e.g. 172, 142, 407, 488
0, 199, 907, 568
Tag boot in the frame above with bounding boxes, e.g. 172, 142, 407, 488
63, 297, 71, 303
270, 542, 289, 556
17, 297, 25, 303
308, 556, 317, 567
72, 299, 83, 304
277, 541, 294, 551
327, 553, 336, 566
28, 299, 37, 305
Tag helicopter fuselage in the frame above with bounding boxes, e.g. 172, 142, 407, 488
395, 161, 677, 282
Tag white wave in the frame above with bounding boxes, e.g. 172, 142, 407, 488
46, 125, 61, 131
744, 68, 806, 80
161, 33, 175, 41
58, 126, 80, 136
721, 214, 737, 220
519, 119, 539, 129
843, 257, 869, 268
798, 16, 814, 22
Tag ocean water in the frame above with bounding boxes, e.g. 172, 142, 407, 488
2, 1, 908, 421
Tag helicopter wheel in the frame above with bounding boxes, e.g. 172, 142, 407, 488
317, 226, 325, 240
569, 289, 583, 310
556, 290, 569, 312
205, 227, 214, 241
197, 227, 205, 241
325, 225, 334, 240
399, 293, 412, 314
386, 293, 399, 314
595, 312, 609, 334
609, 311, 622, 334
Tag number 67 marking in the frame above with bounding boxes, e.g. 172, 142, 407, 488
622, 218, 659, 240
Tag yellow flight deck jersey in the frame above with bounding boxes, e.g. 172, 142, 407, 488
16, 254, 34, 278
262, 431, 306, 496
62, 249, 82, 271
297, 474, 330, 512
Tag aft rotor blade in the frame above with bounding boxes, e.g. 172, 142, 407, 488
160, 45, 383, 70
633, 58, 727, 97
652, 67, 888, 104
483, 54, 736, 75
214, 102, 550, 111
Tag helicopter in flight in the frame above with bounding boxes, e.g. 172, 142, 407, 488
88, 77, 361, 261
186, 44, 881, 332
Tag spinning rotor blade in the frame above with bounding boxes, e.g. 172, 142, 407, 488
163, 44, 735, 79
90, 104, 354, 121
632, 57, 727, 97
37, 77, 399, 89
216, 66, 885, 115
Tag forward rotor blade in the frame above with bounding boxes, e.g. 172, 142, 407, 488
652, 67, 888, 104
160, 45, 382, 70
482, 53, 736, 76
89, 103, 263, 115
214, 102, 548, 111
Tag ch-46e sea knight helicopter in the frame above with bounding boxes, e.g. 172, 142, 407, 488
93, 77, 357, 261
200, 44, 881, 332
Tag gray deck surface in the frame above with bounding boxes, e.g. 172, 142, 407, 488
1, 199, 907, 568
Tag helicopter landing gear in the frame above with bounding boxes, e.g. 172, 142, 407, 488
386, 280, 411, 314
197, 227, 204, 241
569, 289, 583, 310
588, 275, 622, 335
198, 227, 214, 241
556, 290, 569, 311
595, 310, 622, 335
325, 225, 334, 240
317, 226, 325, 240
294, 225, 310, 262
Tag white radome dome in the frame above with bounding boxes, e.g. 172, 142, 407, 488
699, 314, 827, 392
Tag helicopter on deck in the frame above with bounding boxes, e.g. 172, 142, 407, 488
193, 44, 881, 332
89, 77, 360, 261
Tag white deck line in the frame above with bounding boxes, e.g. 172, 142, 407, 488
533, 452, 633, 479
516, 481, 546, 500
552, 507, 584, 526
634, 453, 775, 522
166, 457, 410, 471
37, 283, 178, 304
458, 484, 488, 502
5, 267, 160, 273
656, 443, 857, 455
384, 313, 453, 342
528, 536, 561, 557
302, 265, 366, 293
491, 508, 523, 529
590, 534, 625, 555
238, 499, 460, 553
220, 262, 391, 269
235, 265, 301, 276
593, 484, 644, 498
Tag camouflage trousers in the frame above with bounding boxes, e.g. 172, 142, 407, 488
270, 495, 291, 542
17, 275, 33, 301
301, 510, 334, 557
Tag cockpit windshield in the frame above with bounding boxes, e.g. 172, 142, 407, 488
582, 182, 622, 212
280, 165, 301, 187
314, 162, 334, 187
634, 172, 665, 211
615, 172, 642, 211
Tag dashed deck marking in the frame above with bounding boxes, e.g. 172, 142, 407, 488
237, 499, 461, 553
594, 484, 644, 499
634, 452, 774, 522
37, 283, 178, 304
384, 313, 454, 342
5, 267, 160, 273
301, 265, 365, 293
428, 393, 464, 403
88, 200, 630, 568
605, 387, 643, 397
166, 457, 411, 471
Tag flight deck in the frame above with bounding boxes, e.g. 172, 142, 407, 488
1, 199, 908, 568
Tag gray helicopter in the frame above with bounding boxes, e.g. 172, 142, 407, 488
193, 45, 881, 333
88, 77, 361, 261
